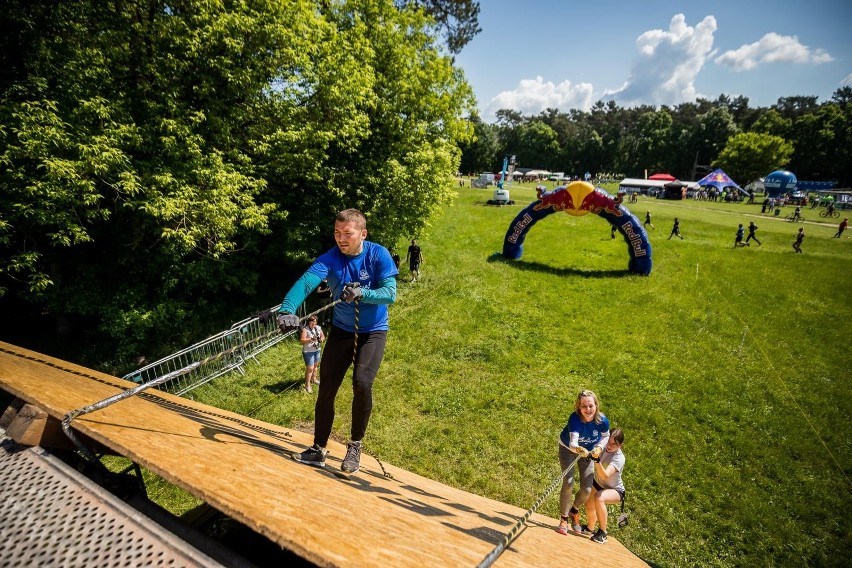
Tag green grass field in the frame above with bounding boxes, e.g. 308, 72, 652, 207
149, 183, 850, 567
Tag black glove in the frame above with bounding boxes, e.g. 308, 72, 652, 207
256, 308, 276, 325
276, 312, 300, 333
341, 284, 362, 303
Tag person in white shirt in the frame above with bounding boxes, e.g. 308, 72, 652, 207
586, 427, 626, 544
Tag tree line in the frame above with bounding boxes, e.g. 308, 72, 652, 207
0, 0, 479, 368
460, 90, 852, 189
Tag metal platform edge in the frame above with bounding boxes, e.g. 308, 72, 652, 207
0, 427, 255, 568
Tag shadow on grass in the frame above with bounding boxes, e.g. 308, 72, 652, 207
487, 253, 633, 279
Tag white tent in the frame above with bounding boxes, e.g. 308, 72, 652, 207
521, 169, 551, 178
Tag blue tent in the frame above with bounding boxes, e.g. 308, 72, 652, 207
697, 168, 742, 191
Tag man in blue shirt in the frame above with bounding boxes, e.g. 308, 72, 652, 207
277, 209, 398, 474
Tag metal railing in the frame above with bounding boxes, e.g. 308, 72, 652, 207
122, 305, 294, 396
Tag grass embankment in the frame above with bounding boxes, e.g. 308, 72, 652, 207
144, 183, 851, 567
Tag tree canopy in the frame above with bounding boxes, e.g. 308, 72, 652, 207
0, 0, 475, 365
462, 93, 851, 189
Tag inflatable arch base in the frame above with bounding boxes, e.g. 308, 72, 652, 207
502, 182, 652, 275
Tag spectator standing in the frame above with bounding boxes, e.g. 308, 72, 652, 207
278, 209, 398, 475
834, 218, 848, 238
406, 239, 424, 282
299, 316, 325, 393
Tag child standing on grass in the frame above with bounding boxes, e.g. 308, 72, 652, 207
585, 427, 626, 544
557, 390, 610, 536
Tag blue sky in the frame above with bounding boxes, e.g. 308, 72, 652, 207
454, 0, 852, 122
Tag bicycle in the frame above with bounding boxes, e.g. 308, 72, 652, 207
819, 209, 840, 219
785, 213, 804, 223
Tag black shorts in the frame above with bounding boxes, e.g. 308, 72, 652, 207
593, 479, 625, 503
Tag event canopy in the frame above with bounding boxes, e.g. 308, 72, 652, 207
697, 168, 742, 191
648, 173, 676, 181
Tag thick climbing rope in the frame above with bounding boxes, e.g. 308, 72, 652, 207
61, 301, 341, 464
352, 297, 359, 364
476, 452, 581, 568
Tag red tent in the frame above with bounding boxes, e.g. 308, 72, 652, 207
649, 173, 676, 181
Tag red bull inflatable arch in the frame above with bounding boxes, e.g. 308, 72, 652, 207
502, 181, 653, 275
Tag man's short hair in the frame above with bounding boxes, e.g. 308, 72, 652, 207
336, 209, 367, 229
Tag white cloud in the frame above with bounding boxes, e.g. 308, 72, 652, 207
715, 33, 833, 71
840, 73, 852, 86
485, 76, 594, 119
604, 14, 718, 107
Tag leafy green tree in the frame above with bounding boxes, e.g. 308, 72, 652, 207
713, 132, 794, 186
401, 0, 481, 54
513, 121, 560, 170
751, 109, 793, 139
788, 103, 847, 180
621, 109, 673, 176
0, 0, 475, 364
459, 115, 499, 174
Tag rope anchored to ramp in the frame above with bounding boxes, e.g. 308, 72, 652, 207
476, 452, 580, 568
61, 302, 340, 464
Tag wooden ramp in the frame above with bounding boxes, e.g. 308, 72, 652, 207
0, 342, 648, 568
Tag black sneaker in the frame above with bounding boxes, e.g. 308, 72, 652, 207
293, 444, 326, 467
591, 528, 607, 544
341, 441, 362, 474
578, 525, 595, 535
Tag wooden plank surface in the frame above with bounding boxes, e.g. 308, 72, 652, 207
0, 342, 648, 568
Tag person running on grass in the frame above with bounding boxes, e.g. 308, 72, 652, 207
793, 227, 805, 253
734, 224, 746, 247
557, 390, 610, 536
745, 221, 761, 246
643, 210, 654, 230
668, 217, 683, 240
585, 427, 627, 544
835, 218, 848, 238
277, 208, 398, 474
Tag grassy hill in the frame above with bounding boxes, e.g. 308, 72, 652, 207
174, 183, 851, 566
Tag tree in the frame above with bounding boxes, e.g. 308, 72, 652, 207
0, 0, 475, 364
713, 132, 794, 186
459, 115, 499, 174
621, 109, 673, 176
788, 103, 846, 180
513, 121, 560, 170
398, 0, 481, 54
751, 109, 792, 139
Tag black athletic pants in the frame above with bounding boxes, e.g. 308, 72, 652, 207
314, 326, 387, 447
